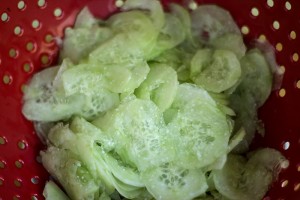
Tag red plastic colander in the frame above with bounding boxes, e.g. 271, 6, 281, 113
0, 0, 299, 199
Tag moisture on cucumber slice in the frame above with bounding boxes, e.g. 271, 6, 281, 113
69, 117, 115, 151
60, 8, 113, 64
135, 63, 178, 112
166, 84, 231, 169
46, 123, 115, 194
190, 49, 241, 93
191, 5, 241, 44
93, 98, 176, 171
41, 147, 104, 200
22, 66, 86, 122
43, 180, 70, 200
89, 33, 145, 64
106, 10, 158, 58
60, 26, 113, 64
62, 61, 149, 95
141, 163, 208, 200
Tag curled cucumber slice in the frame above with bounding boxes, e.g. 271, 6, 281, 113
190, 49, 241, 93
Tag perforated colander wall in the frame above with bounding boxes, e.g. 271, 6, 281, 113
0, 0, 299, 199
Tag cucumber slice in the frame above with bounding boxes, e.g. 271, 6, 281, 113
47, 124, 115, 194
43, 181, 70, 200
41, 147, 104, 200
135, 63, 178, 112
121, 0, 165, 30
169, 3, 195, 46
166, 84, 231, 169
148, 13, 186, 58
209, 34, 246, 59
60, 8, 113, 64
106, 10, 158, 58
22, 66, 86, 122
93, 98, 176, 171
190, 49, 241, 93
60, 26, 113, 64
238, 48, 273, 107
101, 151, 144, 187
191, 5, 241, 44
62, 61, 149, 95
151, 47, 194, 82
229, 91, 258, 153
213, 149, 287, 200
89, 33, 144, 64
141, 163, 208, 200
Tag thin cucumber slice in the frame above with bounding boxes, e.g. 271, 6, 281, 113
135, 63, 178, 112
190, 49, 241, 93
43, 181, 70, 200
141, 163, 208, 200
209, 33, 246, 59
191, 5, 241, 44
166, 84, 231, 169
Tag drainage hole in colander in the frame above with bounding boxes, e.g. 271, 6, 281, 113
0, 136, 6, 144
31, 195, 38, 200
251, 7, 259, 17
17, 1, 26, 10
26, 41, 36, 52
13, 195, 20, 200
9, 48, 18, 58
276, 43, 283, 52
40, 54, 50, 66
115, 0, 124, 8
14, 179, 22, 187
14, 26, 23, 36
282, 141, 290, 150
53, 8, 63, 18
32, 19, 41, 30
295, 183, 300, 191
23, 62, 33, 73
289, 30, 297, 40
15, 160, 23, 169
44, 33, 54, 43
1, 12, 9, 22
3, 74, 12, 85
278, 88, 286, 97
37, 0, 46, 8
278, 65, 286, 75
272, 20, 280, 30
17, 140, 27, 150
31, 177, 39, 185
267, 0, 274, 8
292, 52, 299, 62
281, 180, 289, 188
241, 25, 250, 35
285, 1, 292, 11
296, 80, 300, 89
0, 160, 6, 169
258, 34, 266, 42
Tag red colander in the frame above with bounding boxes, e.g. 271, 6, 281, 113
0, 0, 299, 199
